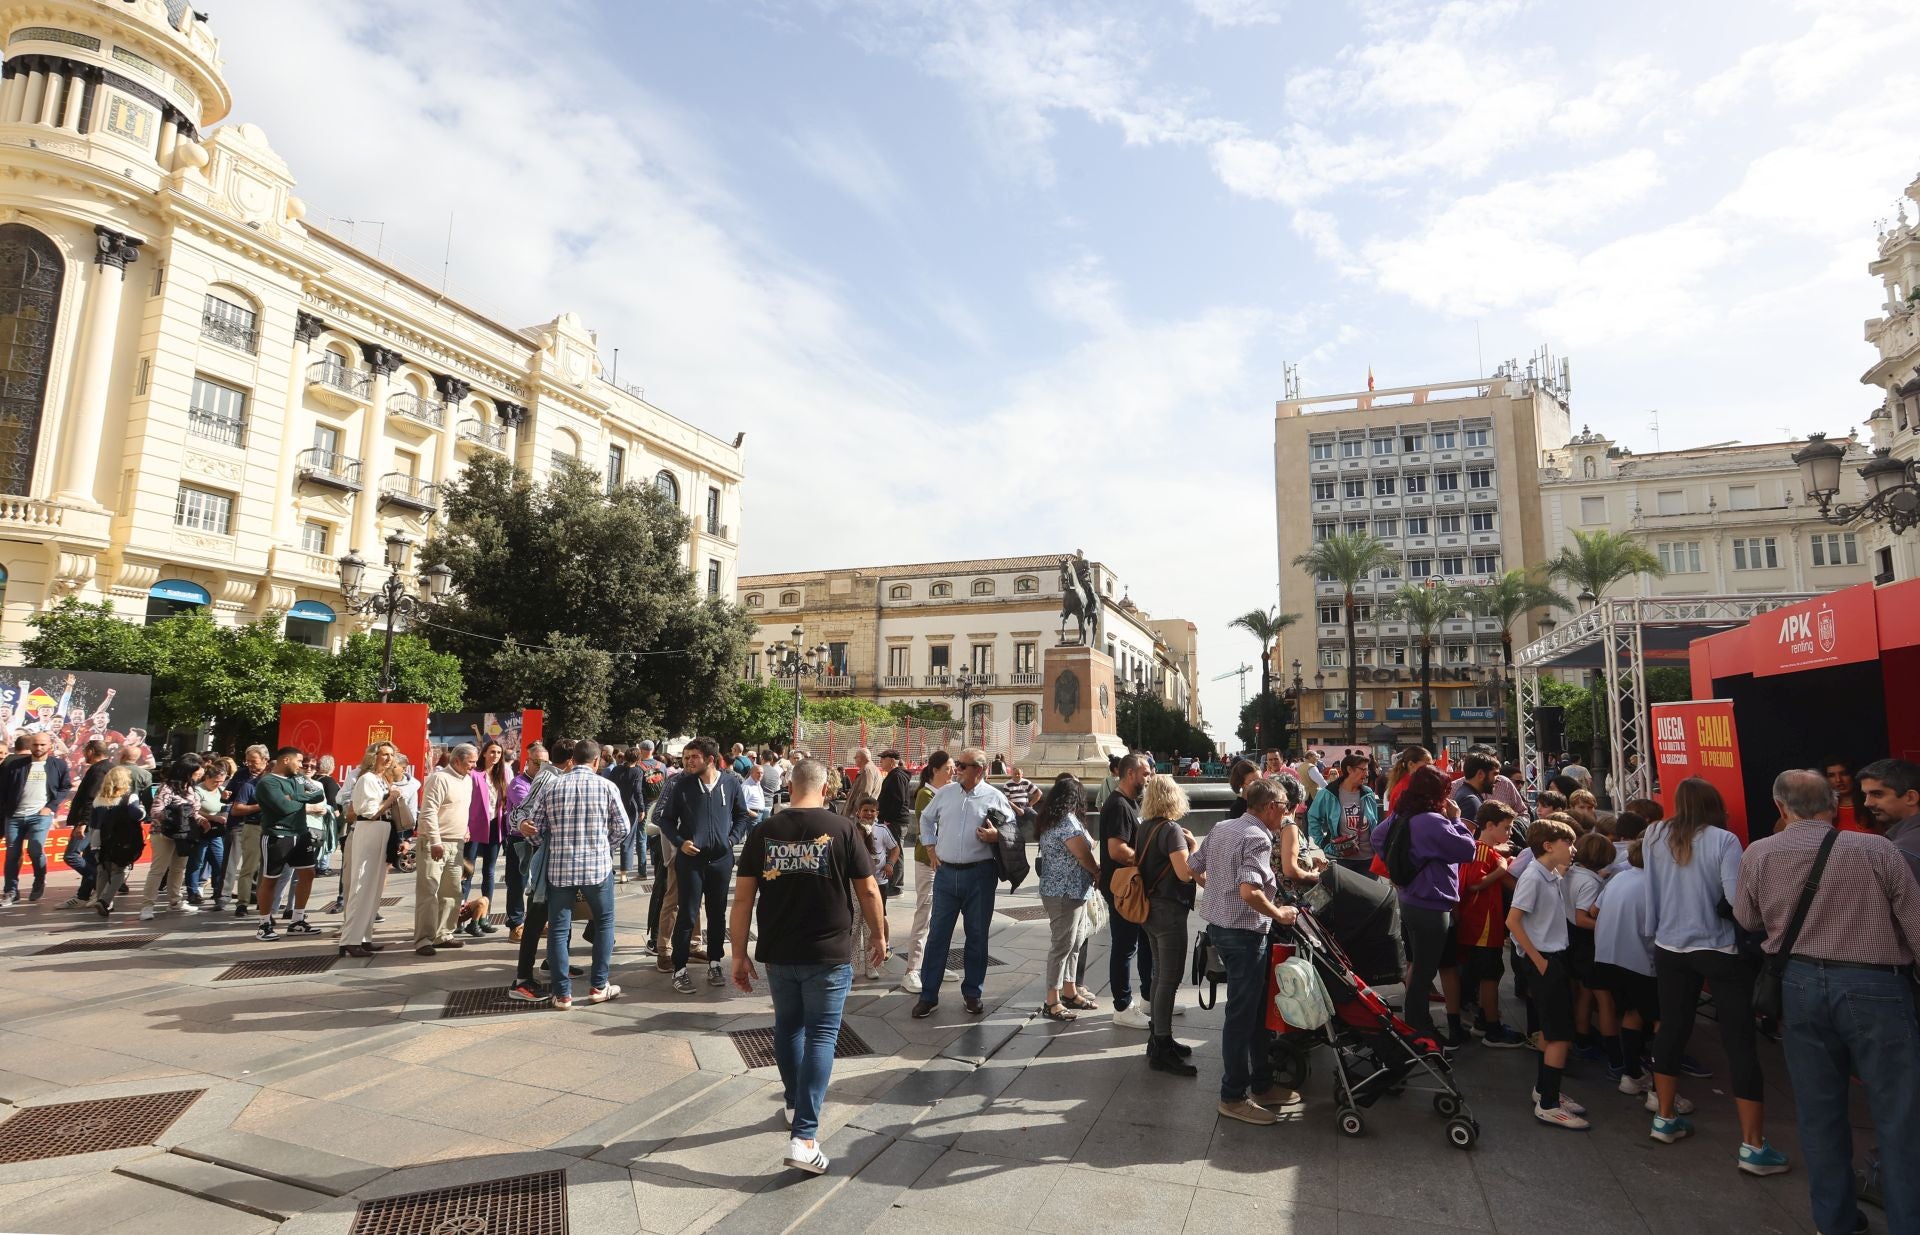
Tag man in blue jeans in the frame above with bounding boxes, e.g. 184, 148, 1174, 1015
1735, 769, 1920, 1235
1189, 775, 1301, 1124
1098, 754, 1154, 1028
658, 737, 754, 994
912, 747, 1014, 1018
1, 732, 74, 906
730, 758, 884, 1176
521, 738, 630, 1009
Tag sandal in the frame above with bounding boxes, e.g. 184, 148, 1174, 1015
1040, 1001, 1078, 1022
1062, 992, 1098, 1010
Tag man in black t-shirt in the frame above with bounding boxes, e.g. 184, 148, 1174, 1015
731, 758, 884, 1178
1100, 753, 1153, 1029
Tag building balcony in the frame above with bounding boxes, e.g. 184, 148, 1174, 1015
186, 408, 246, 448
0, 495, 69, 531
376, 473, 438, 513
272, 544, 339, 581
387, 392, 445, 432
296, 448, 363, 492
819, 674, 853, 692
199, 309, 257, 354
1010, 672, 1043, 686
456, 418, 508, 453
880, 674, 914, 688
307, 361, 370, 411
924, 673, 953, 687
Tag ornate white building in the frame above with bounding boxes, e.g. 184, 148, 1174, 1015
0, 0, 744, 649
1861, 170, 1920, 584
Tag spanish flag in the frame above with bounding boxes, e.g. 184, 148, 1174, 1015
1367, 366, 1375, 391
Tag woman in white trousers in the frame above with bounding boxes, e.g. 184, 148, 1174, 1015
338, 745, 403, 957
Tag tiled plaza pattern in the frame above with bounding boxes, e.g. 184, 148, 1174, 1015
0, 866, 1881, 1234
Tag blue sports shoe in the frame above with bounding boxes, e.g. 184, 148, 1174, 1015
1738, 1142, 1790, 1176
1649, 1114, 1693, 1144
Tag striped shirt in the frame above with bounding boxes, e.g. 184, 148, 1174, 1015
528, 766, 631, 889
1189, 814, 1278, 933
1733, 818, 1920, 967
1002, 777, 1037, 813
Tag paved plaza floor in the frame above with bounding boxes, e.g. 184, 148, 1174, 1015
0, 865, 1884, 1235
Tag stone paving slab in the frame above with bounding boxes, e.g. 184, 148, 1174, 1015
169, 1128, 389, 1197
115, 1151, 334, 1220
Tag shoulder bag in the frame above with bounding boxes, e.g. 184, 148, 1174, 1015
1752, 829, 1839, 1021
1110, 819, 1170, 924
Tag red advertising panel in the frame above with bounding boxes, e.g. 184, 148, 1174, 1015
1651, 700, 1748, 842
279, 703, 430, 780
1747, 582, 1879, 678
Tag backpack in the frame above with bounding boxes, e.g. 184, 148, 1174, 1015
1271, 955, 1334, 1030
1110, 819, 1170, 924
157, 795, 197, 844
1383, 813, 1419, 889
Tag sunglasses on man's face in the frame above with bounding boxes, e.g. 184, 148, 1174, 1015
954, 761, 979, 771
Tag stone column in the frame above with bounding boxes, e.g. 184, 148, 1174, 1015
55, 227, 143, 505
37, 70, 64, 125
18, 69, 47, 126
496, 400, 528, 466
350, 343, 403, 554
59, 73, 84, 130
432, 373, 469, 494
270, 311, 328, 544
156, 118, 179, 168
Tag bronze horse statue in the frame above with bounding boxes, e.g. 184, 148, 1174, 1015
1058, 554, 1100, 646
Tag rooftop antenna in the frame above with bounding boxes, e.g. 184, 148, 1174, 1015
610, 348, 619, 386
1282, 363, 1301, 400
328, 217, 385, 258
440, 212, 454, 295
1648, 408, 1661, 452
1474, 320, 1484, 379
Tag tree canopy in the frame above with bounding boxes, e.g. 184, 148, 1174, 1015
423, 454, 756, 737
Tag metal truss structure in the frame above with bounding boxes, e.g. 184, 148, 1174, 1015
1513, 593, 1818, 803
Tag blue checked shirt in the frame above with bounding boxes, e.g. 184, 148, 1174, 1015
1189, 813, 1279, 934
529, 766, 631, 889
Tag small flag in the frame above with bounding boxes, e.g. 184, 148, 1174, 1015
1434, 748, 1451, 772
1367, 366, 1375, 391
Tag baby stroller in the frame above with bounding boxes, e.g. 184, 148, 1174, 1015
1266, 890, 1480, 1150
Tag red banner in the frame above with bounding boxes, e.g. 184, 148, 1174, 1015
1747, 582, 1879, 678
1651, 700, 1748, 842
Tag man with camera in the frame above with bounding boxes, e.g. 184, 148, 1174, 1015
911, 747, 1014, 1018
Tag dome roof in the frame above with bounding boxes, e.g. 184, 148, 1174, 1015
163, 0, 200, 30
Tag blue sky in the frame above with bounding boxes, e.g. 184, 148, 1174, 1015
219, 0, 1920, 736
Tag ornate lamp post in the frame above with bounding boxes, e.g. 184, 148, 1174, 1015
769, 625, 828, 745
949, 668, 987, 747
1122, 664, 1164, 753
1794, 433, 1920, 534
1284, 659, 1305, 756
338, 531, 451, 702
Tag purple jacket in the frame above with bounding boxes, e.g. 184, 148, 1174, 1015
1372, 810, 1476, 912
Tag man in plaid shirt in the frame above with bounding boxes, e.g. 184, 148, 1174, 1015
520, 738, 630, 1009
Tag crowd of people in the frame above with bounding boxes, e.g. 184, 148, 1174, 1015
6, 724, 1918, 1230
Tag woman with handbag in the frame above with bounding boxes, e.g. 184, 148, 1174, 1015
339, 744, 403, 957
460, 740, 509, 935
1035, 776, 1099, 1021
1642, 778, 1783, 1174
1135, 774, 1199, 1075
90, 767, 146, 916
140, 756, 203, 921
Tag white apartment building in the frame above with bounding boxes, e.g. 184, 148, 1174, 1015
1861, 169, 1920, 584
1539, 428, 1873, 596
0, 0, 744, 650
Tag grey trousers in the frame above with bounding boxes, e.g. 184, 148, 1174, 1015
1144, 899, 1189, 1036
1042, 895, 1090, 992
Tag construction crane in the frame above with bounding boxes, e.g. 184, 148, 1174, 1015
1212, 663, 1254, 707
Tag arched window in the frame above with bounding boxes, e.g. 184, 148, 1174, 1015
1013, 702, 1035, 725
745, 593, 763, 608
780, 590, 799, 606
1014, 576, 1037, 593
201, 286, 259, 353
888, 584, 910, 600
655, 470, 680, 503
0, 225, 64, 495
972, 579, 994, 596
929, 581, 952, 598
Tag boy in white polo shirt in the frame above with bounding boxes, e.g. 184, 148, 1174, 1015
1508, 816, 1584, 1130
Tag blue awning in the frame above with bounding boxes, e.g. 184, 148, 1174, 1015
287, 600, 336, 623
150, 579, 209, 605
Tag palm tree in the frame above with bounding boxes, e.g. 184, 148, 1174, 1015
1466, 569, 1569, 666
1293, 531, 1399, 744
1226, 606, 1300, 701
1543, 529, 1665, 609
1384, 582, 1463, 753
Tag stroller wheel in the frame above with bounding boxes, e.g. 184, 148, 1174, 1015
1337, 1108, 1366, 1138
1433, 1093, 1462, 1118
1270, 1043, 1311, 1091
1445, 1117, 1478, 1150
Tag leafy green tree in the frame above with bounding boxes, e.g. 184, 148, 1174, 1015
1293, 532, 1399, 744
706, 678, 796, 749
1382, 583, 1466, 753
1226, 606, 1300, 700
1235, 691, 1295, 755
887, 700, 955, 724
1464, 570, 1568, 665
424, 455, 757, 736
486, 634, 615, 739
801, 696, 899, 725
1118, 692, 1213, 758
19, 599, 162, 678
322, 632, 466, 711
1543, 529, 1665, 607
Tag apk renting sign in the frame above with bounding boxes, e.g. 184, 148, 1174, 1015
1650, 700, 1748, 843
1748, 583, 1879, 678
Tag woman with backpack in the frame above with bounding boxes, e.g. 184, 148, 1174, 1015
1371, 764, 1475, 1051
1124, 774, 1199, 1076
90, 766, 147, 917
140, 755, 204, 921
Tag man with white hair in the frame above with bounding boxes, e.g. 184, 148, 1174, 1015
1735, 768, 1920, 1235
844, 747, 882, 819
911, 747, 1014, 1018
415, 744, 475, 956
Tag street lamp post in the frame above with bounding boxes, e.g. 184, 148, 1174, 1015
1122, 665, 1164, 753
949, 668, 985, 747
1285, 659, 1305, 756
1794, 433, 1920, 534
769, 625, 828, 746
338, 532, 452, 702
1492, 663, 1511, 764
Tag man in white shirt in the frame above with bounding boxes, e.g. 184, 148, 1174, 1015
414, 746, 474, 955
911, 747, 1013, 1018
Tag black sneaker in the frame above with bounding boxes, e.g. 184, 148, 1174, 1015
255, 920, 279, 942
234, 904, 249, 919
673, 969, 695, 994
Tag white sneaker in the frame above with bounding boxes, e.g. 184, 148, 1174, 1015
139, 907, 156, 921
587, 984, 621, 1004
1533, 1090, 1587, 1116
1617, 1072, 1651, 1097
1113, 1004, 1151, 1030
900, 971, 923, 994
1644, 1090, 1695, 1115
176, 903, 200, 915
783, 1137, 829, 1175
1534, 1102, 1591, 1131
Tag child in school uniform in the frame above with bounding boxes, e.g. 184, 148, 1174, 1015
1590, 840, 1694, 1116
1566, 831, 1611, 1060
853, 798, 897, 980
1508, 816, 1586, 1130
1456, 801, 1525, 1047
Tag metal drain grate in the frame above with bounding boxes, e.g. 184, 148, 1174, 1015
348, 1168, 568, 1235
441, 987, 549, 1020
36, 934, 163, 955
899, 948, 1007, 970
381, 896, 402, 907
0, 1089, 204, 1162
996, 903, 1052, 921
728, 1024, 873, 1068
216, 954, 339, 981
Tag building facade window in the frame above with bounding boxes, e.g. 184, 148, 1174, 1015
1313, 480, 1335, 500
0, 226, 62, 496
1405, 515, 1429, 535
888, 584, 910, 599
1343, 479, 1365, 499
1409, 558, 1434, 578
1319, 648, 1343, 668
1469, 512, 1494, 532
300, 521, 329, 555
1463, 428, 1488, 447
1466, 467, 1492, 488
1437, 514, 1462, 534
1727, 484, 1759, 511
780, 590, 799, 605
1014, 576, 1037, 592
1809, 532, 1858, 566
1404, 473, 1428, 494
1445, 644, 1471, 664
1310, 442, 1334, 460
1313, 521, 1335, 542
1656, 541, 1703, 573
1580, 495, 1607, 524
970, 643, 993, 674
654, 469, 679, 503
607, 444, 625, 492
1438, 555, 1465, 575
745, 652, 759, 678
1432, 431, 1456, 449
200, 292, 257, 353
1656, 490, 1687, 515
1374, 517, 1399, 537
745, 592, 764, 607
1731, 537, 1779, 571
188, 374, 248, 447
929, 644, 951, 673
1374, 477, 1396, 496
174, 484, 233, 535
1372, 437, 1394, 455
1013, 642, 1036, 673
1435, 472, 1460, 492
827, 642, 848, 675
929, 581, 952, 597
1471, 553, 1499, 574
1341, 440, 1364, 458
887, 646, 909, 677
1344, 520, 1366, 537
1402, 434, 1424, 452
706, 486, 720, 529
706, 559, 721, 595
1319, 604, 1342, 624
972, 579, 994, 595
1013, 702, 1036, 725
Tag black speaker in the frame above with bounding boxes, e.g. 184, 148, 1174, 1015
1535, 706, 1565, 753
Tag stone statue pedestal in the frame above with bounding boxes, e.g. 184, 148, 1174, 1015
1025, 644, 1129, 787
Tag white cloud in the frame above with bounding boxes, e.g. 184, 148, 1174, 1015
1187, 0, 1286, 28
781, 118, 907, 220
1694, 0, 1920, 112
